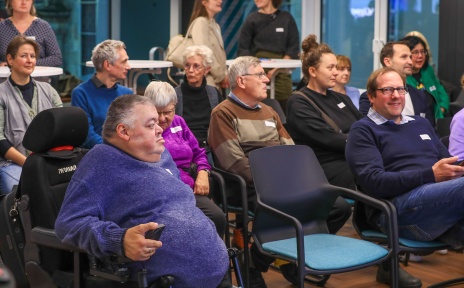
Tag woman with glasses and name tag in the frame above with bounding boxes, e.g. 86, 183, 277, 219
174, 45, 221, 149
286, 34, 363, 191
401, 34, 449, 119
237, 0, 299, 113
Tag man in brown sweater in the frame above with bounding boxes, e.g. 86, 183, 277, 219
208, 56, 351, 287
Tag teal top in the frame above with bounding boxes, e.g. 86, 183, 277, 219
406, 65, 449, 119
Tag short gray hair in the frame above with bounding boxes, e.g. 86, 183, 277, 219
228, 56, 262, 90
144, 81, 178, 108
182, 45, 213, 68
91, 40, 126, 72
102, 94, 156, 140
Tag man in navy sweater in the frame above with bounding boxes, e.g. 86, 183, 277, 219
71, 39, 133, 149
359, 41, 435, 128
347, 67, 464, 287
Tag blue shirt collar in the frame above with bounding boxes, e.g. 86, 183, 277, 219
228, 92, 261, 110
367, 108, 415, 125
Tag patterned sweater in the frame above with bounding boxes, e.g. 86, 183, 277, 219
208, 97, 293, 186
0, 18, 62, 67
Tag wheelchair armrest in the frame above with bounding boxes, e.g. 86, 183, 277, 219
31, 227, 86, 252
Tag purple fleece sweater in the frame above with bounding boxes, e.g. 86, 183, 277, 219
162, 115, 211, 188
55, 144, 228, 287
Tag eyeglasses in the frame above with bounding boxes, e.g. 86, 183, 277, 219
411, 50, 428, 56
158, 109, 175, 117
376, 86, 408, 95
241, 72, 268, 79
184, 63, 203, 71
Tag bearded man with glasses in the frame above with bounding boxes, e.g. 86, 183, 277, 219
347, 67, 464, 257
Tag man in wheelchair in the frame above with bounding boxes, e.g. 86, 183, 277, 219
55, 94, 230, 287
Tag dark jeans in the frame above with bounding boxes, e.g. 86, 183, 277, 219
380, 177, 464, 248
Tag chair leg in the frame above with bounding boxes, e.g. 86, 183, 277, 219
428, 278, 464, 288
228, 248, 244, 288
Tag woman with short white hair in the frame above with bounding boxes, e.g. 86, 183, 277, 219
144, 81, 226, 244
174, 45, 222, 148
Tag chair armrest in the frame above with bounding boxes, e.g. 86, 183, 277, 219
335, 186, 399, 251
211, 166, 249, 215
31, 227, 86, 253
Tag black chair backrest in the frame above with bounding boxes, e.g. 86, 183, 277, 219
436, 117, 452, 138
249, 145, 339, 243
20, 107, 88, 276
440, 135, 450, 149
449, 88, 464, 116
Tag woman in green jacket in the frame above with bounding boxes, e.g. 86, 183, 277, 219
401, 35, 449, 119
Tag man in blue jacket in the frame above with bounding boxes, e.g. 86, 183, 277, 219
359, 41, 435, 128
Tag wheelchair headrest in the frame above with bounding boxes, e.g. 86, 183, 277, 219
23, 107, 89, 153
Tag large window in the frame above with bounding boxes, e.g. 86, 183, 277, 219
318, 0, 440, 88
322, 0, 376, 88
388, 0, 440, 69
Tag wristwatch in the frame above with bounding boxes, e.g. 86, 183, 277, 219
201, 169, 211, 176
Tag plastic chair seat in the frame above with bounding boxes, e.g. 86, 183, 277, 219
362, 230, 448, 249
262, 234, 388, 271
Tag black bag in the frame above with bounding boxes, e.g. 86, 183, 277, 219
0, 186, 29, 287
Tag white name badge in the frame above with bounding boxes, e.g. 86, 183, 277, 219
26, 36, 36, 41
420, 113, 426, 118
420, 134, 431, 140
337, 102, 346, 109
165, 169, 173, 175
276, 28, 284, 32
170, 126, 182, 133
264, 120, 276, 128
430, 85, 436, 92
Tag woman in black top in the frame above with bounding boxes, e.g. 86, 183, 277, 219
238, 0, 299, 112
286, 34, 362, 190
174, 45, 221, 148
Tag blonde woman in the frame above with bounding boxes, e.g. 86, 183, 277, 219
0, 0, 62, 67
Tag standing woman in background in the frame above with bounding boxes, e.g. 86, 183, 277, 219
0, 0, 62, 67
332, 55, 360, 109
238, 0, 299, 112
189, 0, 228, 90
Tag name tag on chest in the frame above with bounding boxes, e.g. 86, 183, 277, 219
276, 28, 284, 32
264, 120, 276, 128
337, 102, 346, 109
420, 134, 431, 140
170, 126, 182, 133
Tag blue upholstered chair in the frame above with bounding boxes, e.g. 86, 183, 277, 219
249, 145, 399, 287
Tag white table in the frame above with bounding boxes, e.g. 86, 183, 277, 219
86, 60, 173, 92
0, 66, 63, 78
226, 59, 301, 99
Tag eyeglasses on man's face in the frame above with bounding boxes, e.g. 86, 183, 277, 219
184, 63, 203, 71
241, 72, 268, 79
376, 86, 408, 96
157, 109, 175, 117
411, 49, 428, 56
